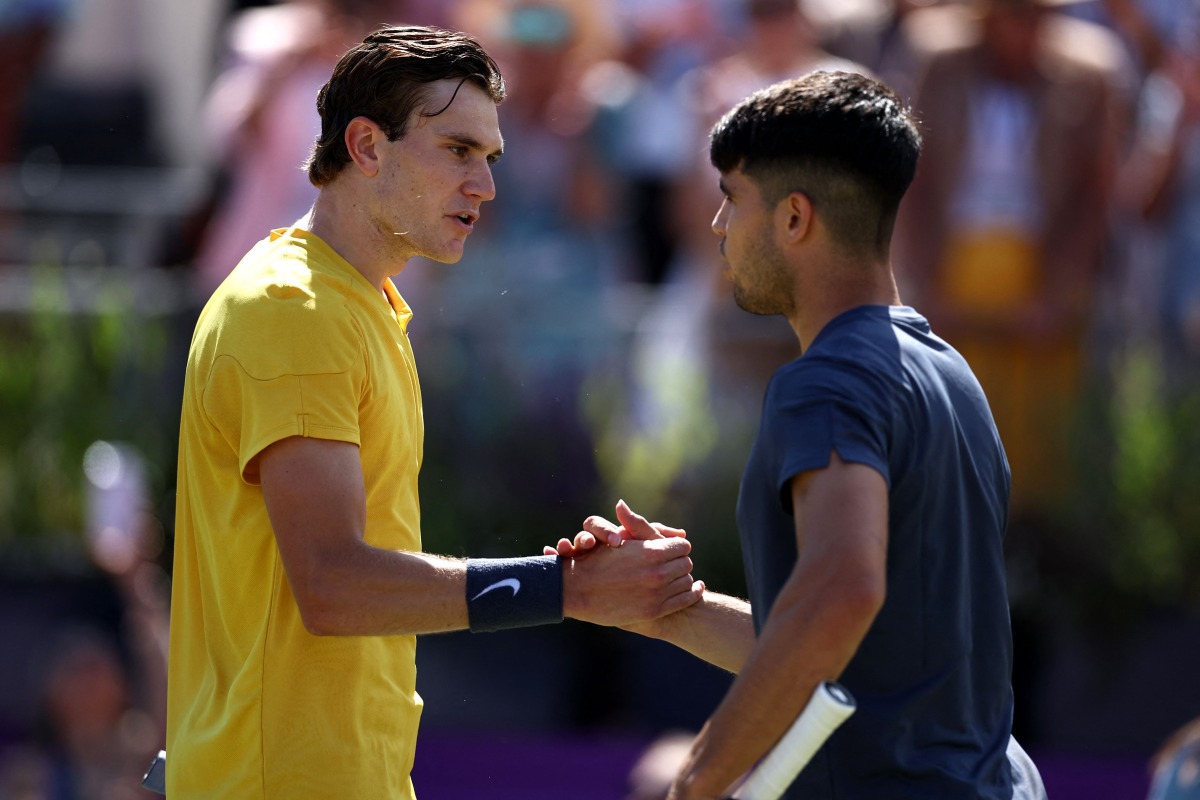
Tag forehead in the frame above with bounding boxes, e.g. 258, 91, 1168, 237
721, 167, 762, 198
412, 79, 502, 146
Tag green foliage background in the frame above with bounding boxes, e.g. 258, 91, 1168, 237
0, 265, 178, 549
1053, 345, 1200, 621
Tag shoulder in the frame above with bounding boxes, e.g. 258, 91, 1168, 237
771, 311, 902, 404
202, 239, 365, 379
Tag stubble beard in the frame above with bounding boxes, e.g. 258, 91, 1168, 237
732, 227, 793, 318
379, 217, 464, 266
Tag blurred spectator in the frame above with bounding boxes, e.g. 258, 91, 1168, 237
191, 0, 405, 299
0, 628, 156, 800
0, 0, 71, 164
1101, 0, 1170, 76
1119, 4, 1200, 381
688, 0, 866, 126
1148, 717, 1200, 800
0, 441, 169, 796
81, 441, 169, 732
807, 0, 940, 100
581, 1, 721, 285
0, 442, 169, 800
433, 0, 625, 431
892, 0, 1130, 526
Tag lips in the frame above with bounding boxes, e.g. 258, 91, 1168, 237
450, 210, 479, 231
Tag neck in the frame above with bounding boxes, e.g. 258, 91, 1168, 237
789, 257, 901, 353
303, 189, 413, 290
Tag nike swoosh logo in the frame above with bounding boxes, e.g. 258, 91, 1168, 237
471, 577, 521, 601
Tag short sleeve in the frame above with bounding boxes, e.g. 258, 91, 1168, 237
200, 295, 366, 483
203, 359, 361, 483
760, 358, 891, 511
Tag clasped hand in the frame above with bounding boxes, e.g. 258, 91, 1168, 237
545, 500, 705, 629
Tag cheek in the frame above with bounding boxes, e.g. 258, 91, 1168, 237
727, 213, 760, 251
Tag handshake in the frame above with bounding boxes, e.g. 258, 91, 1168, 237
540, 499, 706, 633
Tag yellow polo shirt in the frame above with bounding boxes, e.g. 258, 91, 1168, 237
167, 228, 423, 798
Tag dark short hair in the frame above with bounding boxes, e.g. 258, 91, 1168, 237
709, 71, 921, 258
306, 25, 506, 187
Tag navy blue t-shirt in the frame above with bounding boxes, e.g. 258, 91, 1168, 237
737, 306, 1022, 799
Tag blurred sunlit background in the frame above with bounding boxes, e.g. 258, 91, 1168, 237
2, 0, 1199, 797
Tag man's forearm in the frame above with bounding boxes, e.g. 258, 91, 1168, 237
292, 538, 701, 637
294, 544, 470, 636
634, 591, 756, 674
668, 575, 881, 799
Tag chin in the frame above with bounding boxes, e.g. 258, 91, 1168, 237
422, 246, 466, 265
733, 290, 780, 317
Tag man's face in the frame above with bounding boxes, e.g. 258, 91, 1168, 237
371, 79, 504, 264
711, 168, 794, 316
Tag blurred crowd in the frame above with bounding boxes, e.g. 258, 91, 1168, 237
3, 0, 1200, 796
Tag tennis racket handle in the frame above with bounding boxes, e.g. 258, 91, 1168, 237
730, 681, 856, 800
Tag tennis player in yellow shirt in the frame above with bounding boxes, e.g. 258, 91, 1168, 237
166, 25, 703, 799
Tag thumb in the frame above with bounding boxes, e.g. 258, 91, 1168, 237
615, 499, 664, 541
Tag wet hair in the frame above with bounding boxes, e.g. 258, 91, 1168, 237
305, 25, 506, 187
709, 70, 921, 258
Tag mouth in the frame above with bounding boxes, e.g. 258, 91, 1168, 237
451, 211, 479, 231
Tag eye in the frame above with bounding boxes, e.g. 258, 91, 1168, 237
449, 145, 468, 158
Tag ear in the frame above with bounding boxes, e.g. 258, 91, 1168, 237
344, 116, 384, 178
776, 191, 814, 245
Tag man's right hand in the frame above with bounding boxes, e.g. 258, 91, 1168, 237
557, 500, 703, 627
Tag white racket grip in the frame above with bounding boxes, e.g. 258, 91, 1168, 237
731, 681, 856, 800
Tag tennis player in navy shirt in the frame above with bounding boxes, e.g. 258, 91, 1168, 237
551, 71, 1047, 799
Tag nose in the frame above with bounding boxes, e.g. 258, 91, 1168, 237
712, 198, 729, 237
466, 161, 497, 202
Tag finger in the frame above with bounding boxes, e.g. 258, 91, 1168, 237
615, 499, 664, 540
543, 545, 557, 556
658, 580, 706, 617
551, 537, 579, 557
662, 573, 698, 597
647, 536, 692, 560
658, 553, 695, 581
571, 531, 598, 551
652, 522, 687, 538
582, 515, 624, 547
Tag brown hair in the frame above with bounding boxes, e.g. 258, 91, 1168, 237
305, 25, 505, 187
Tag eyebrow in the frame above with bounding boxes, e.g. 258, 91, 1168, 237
718, 178, 731, 196
442, 131, 505, 161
